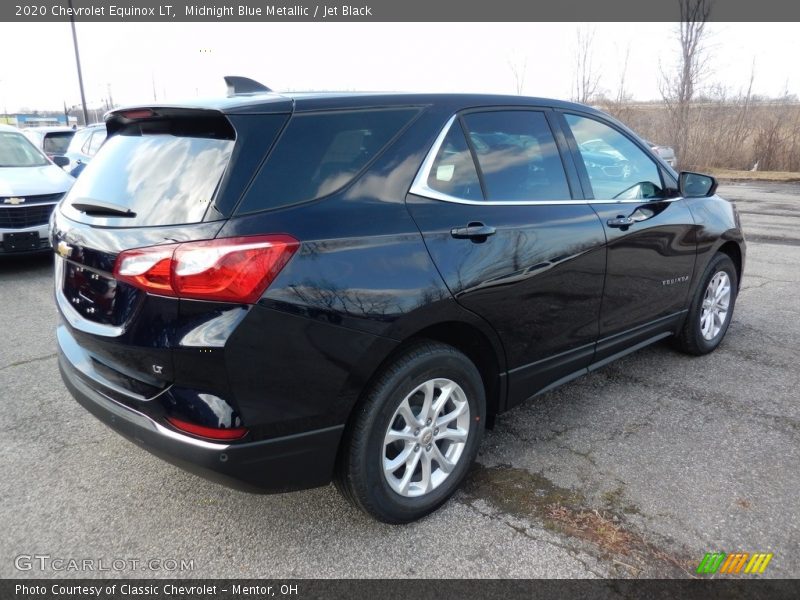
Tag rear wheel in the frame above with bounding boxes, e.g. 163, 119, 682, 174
335, 341, 485, 523
674, 253, 738, 355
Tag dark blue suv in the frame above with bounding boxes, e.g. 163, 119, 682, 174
53, 79, 745, 522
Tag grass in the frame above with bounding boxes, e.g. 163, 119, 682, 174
704, 168, 800, 182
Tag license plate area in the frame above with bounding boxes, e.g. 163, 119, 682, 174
62, 261, 122, 326
2, 231, 40, 252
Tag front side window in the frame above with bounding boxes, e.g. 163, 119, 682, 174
0, 132, 49, 167
565, 114, 663, 200
461, 111, 571, 201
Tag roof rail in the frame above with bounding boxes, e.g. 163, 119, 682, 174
224, 76, 272, 96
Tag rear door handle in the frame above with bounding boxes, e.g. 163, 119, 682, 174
450, 223, 497, 240
606, 216, 635, 228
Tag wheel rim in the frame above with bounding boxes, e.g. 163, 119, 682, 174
382, 378, 471, 498
700, 271, 731, 340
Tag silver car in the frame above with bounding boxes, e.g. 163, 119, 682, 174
1, 124, 74, 254
644, 139, 676, 167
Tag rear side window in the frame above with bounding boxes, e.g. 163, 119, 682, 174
68, 128, 92, 153
86, 130, 107, 155
462, 111, 571, 201
237, 108, 418, 214
426, 120, 482, 201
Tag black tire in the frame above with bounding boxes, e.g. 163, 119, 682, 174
673, 253, 738, 355
335, 341, 485, 523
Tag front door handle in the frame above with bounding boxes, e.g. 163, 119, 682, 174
607, 206, 656, 229
450, 222, 497, 240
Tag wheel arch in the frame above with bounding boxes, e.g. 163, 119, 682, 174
717, 239, 744, 289
336, 313, 508, 442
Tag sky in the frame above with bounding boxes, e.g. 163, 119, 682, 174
0, 22, 798, 115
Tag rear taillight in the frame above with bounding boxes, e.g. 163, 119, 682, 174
166, 416, 248, 441
114, 235, 299, 303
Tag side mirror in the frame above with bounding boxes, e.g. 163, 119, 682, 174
52, 155, 70, 168
679, 171, 717, 198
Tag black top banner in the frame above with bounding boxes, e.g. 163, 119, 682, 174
3, 0, 800, 22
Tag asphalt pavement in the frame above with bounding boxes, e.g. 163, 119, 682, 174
0, 181, 797, 578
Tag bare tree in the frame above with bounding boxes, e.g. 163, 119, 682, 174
659, 0, 713, 168
572, 26, 600, 105
508, 53, 527, 95
603, 43, 633, 122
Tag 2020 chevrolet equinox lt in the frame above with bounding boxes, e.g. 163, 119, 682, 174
53, 77, 745, 523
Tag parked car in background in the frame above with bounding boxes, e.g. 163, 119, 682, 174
577, 137, 634, 181
0, 124, 74, 254
644, 140, 676, 167
53, 81, 744, 522
61, 123, 106, 177
22, 126, 75, 163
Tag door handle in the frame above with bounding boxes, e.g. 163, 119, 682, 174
607, 206, 655, 228
607, 216, 635, 228
450, 223, 497, 240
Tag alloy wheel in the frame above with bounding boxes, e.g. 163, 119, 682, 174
382, 378, 471, 497
700, 271, 731, 340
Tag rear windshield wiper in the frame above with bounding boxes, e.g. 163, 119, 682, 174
71, 199, 137, 218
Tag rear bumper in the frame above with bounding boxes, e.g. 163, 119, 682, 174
58, 350, 344, 493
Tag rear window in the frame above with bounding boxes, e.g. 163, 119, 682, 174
63, 126, 234, 226
43, 132, 74, 155
237, 108, 419, 214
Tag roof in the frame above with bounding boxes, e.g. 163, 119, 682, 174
107, 91, 607, 119
21, 126, 74, 133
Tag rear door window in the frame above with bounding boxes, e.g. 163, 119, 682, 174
237, 108, 419, 214
461, 111, 571, 201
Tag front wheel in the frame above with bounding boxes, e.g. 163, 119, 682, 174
673, 253, 738, 355
335, 341, 485, 523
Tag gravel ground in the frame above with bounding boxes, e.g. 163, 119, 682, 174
0, 182, 797, 579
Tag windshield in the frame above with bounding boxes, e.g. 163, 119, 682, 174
0, 132, 49, 167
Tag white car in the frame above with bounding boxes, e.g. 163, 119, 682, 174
22, 126, 76, 161
0, 124, 74, 254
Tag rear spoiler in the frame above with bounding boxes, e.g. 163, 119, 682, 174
224, 76, 272, 96
104, 107, 235, 140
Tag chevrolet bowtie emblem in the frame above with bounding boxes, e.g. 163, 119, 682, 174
3, 197, 25, 205
56, 241, 73, 258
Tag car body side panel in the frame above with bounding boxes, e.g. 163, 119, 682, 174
405, 196, 607, 409
684, 194, 746, 288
